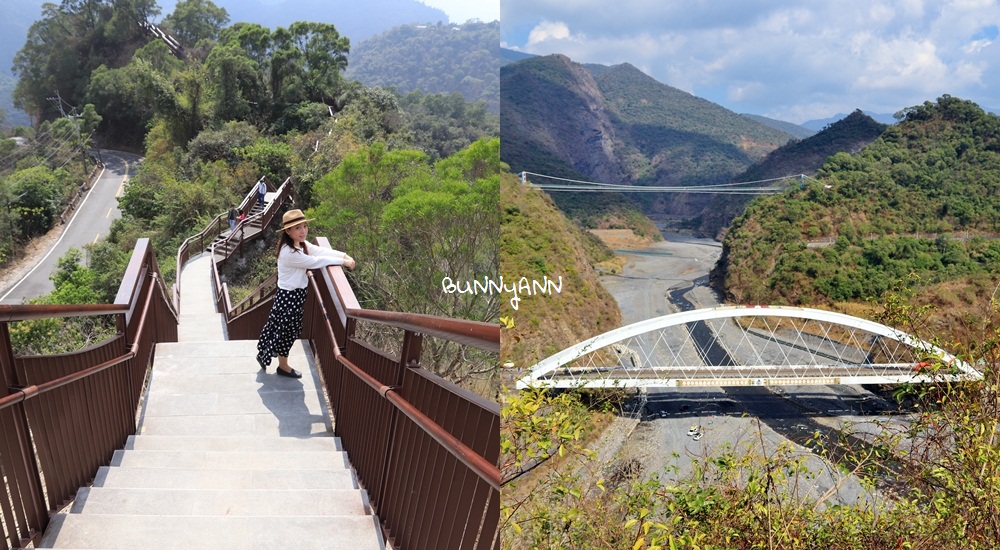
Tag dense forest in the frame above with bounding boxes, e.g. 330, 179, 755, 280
1, 0, 499, 394
346, 21, 499, 113
717, 95, 1000, 306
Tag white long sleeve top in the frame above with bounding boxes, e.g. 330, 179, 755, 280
277, 242, 348, 290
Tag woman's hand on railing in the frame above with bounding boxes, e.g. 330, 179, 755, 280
343, 255, 356, 270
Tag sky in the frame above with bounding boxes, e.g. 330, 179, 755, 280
420, 0, 499, 23
500, 0, 1000, 124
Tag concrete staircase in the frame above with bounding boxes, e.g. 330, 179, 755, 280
36, 254, 385, 549
210, 196, 271, 255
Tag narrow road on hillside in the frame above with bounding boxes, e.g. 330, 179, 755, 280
0, 149, 139, 304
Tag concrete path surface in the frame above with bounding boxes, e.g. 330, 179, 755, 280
37, 253, 386, 549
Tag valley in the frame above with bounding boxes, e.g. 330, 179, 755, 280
595, 230, 904, 506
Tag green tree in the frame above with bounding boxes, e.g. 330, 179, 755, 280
8, 165, 64, 237
205, 42, 264, 122
269, 22, 350, 119
161, 0, 229, 46
309, 142, 428, 277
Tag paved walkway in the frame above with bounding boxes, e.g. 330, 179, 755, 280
38, 253, 385, 549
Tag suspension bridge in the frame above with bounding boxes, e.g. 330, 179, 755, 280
519, 171, 817, 195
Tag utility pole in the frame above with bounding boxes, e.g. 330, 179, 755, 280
46, 90, 89, 177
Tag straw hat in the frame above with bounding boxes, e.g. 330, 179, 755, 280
279, 209, 313, 231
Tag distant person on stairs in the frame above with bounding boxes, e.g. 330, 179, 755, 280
228, 204, 239, 230
256, 178, 267, 207
256, 209, 356, 379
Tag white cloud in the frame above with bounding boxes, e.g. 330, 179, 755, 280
963, 38, 993, 53
528, 21, 574, 44
502, 1, 1000, 122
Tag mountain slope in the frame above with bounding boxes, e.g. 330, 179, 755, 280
742, 114, 815, 139
699, 110, 887, 238
501, 54, 624, 185
346, 22, 499, 113
500, 47, 535, 65
715, 96, 1000, 306
501, 172, 621, 370
593, 62, 794, 175
501, 53, 796, 230
802, 111, 896, 130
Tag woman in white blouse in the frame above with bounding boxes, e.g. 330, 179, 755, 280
256, 209, 356, 378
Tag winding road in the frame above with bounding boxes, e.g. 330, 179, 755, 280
0, 149, 139, 304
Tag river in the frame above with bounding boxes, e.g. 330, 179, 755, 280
596, 233, 900, 505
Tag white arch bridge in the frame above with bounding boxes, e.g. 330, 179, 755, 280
516, 305, 983, 389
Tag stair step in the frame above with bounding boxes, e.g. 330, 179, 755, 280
39, 514, 384, 549
143, 370, 321, 395
137, 412, 330, 437
141, 388, 328, 417
92, 466, 358, 491
70, 487, 369, 517
125, 434, 341, 452
110, 449, 350, 471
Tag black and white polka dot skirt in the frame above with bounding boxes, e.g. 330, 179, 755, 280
256, 287, 308, 365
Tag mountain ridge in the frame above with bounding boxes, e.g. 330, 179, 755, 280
501, 53, 797, 227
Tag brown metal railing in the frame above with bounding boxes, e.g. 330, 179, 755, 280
0, 239, 178, 550
220, 235, 501, 550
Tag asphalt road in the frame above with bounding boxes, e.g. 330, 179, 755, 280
0, 149, 139, 304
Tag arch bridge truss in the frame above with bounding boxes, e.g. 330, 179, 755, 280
516, 306, 983, 389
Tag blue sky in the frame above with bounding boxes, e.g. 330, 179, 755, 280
501, 1, 1000, 124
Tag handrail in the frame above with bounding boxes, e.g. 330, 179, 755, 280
209, 177, 293, 316
211, 216, 499, 550
0, 304, 127, 322
1, 239, 177, 549
346, 308, 500, 353
0, 274, 160, 412
309, 272, 501, 490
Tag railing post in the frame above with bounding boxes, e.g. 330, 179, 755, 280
399, 330, 423, 371
0, 322, 15, 391
0, 322, 48, 546
377, 329, 423, 509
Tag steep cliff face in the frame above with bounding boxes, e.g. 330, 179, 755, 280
501, 54, 624, 184
501, 53, 799, 231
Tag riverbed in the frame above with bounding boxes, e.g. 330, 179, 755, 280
595, 234, 892, 506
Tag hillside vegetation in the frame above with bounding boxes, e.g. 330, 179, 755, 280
501, 173, 621, 371
346, 21, 499, 113
3, 0, 499, 395
716, 96, 1000, 306
699, 110, 887, 239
